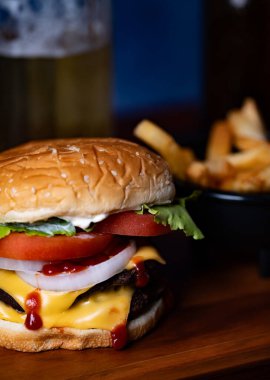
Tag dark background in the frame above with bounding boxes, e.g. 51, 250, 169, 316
112, 0, 270, 133
112, 0, 202, 116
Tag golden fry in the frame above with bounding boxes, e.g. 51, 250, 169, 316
192, 144, 270, 192
220, 169, 263, 192
205, 158, 234, 179
226, 144, 270, 171
241, 98, 265, 132
227, 106, 267, 151
134, 100, 270, 193
186, 161, 209, 187
134, 119, 195, 180
187, 158, 235, 188
255, 166, 270, 191
206, 120, 232, 160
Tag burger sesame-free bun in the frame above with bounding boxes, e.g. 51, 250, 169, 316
0, 138, 175, 223
0, 298, 165, 352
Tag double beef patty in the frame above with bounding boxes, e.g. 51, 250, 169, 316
0, 260, 166, 320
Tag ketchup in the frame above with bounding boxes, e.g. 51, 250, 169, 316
24, 291, 43, 330
41, 239, 128, 276
111, 323, 128, 350
132, 257, 149, 288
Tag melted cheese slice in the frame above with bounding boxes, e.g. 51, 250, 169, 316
0, 246, 164, 331
125, 246, 165, 270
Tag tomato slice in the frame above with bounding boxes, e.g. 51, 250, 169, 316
0, 232, 113, 261
94, 211, 171, 236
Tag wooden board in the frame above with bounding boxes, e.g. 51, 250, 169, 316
0, 236, 270, 379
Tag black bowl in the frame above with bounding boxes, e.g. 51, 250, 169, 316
177, 181, 270, 246
186, 187, 270, 244
177, 183, 270, 275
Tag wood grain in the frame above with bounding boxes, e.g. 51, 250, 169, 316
0, 238, 270, 380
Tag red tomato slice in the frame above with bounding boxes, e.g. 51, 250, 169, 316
94, 212, 171, 236
0, 232, 113, 261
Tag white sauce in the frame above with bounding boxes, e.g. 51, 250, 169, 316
61, 214, 108, 229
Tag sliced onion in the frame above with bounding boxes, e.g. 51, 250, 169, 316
0, 257, 47, 272
17, 241, 136, 291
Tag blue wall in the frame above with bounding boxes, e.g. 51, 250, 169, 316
112, 0, 203, 115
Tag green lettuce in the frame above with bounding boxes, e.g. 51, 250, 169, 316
0, 192, 203, 240
0, 217, 76, 238
137, 192, 204, 240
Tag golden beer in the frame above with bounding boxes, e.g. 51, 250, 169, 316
0, 0, 111, 151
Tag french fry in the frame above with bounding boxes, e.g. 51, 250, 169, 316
206, 143, 270, 176
227, 100, 267, 151
241, 98, 265, 133
206, 120, 232, 160
188, 144, 270, 190
186, 161, 209, 187
187, 158, 235, 188
226, 144, 270, 171
220, 168, 263, 192
134, 99, 270, 193
134, 119, 195, 180
205, 158, 235, 179
255, 166, 270, 191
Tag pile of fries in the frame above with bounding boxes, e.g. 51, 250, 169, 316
134, 98, 270, 193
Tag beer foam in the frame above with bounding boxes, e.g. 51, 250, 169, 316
0, 0, 111, 57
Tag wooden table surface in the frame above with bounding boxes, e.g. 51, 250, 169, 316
0, 235, 270, 380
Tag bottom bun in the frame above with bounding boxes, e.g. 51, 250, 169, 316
0, 298, 166, 352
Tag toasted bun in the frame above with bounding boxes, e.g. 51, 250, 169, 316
0, 298, 165, 352
0, 138, 175, 223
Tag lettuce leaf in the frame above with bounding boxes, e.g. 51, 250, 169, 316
0, 192, 203, 240
0, 217, 76, 238
137, 192, 204, 240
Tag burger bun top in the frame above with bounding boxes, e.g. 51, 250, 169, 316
0, 138, 175, 223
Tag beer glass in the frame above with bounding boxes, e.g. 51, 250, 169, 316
0, 0, 111, 150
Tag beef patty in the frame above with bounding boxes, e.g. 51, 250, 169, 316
0, 260, 166, 320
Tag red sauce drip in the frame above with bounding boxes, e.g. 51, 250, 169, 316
111, 323, 128, 350
41, 239, 128, 276
24, 291, 43, 330
133, 258, 149, 288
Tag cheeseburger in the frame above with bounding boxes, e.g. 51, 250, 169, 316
0, 138, 202, 352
